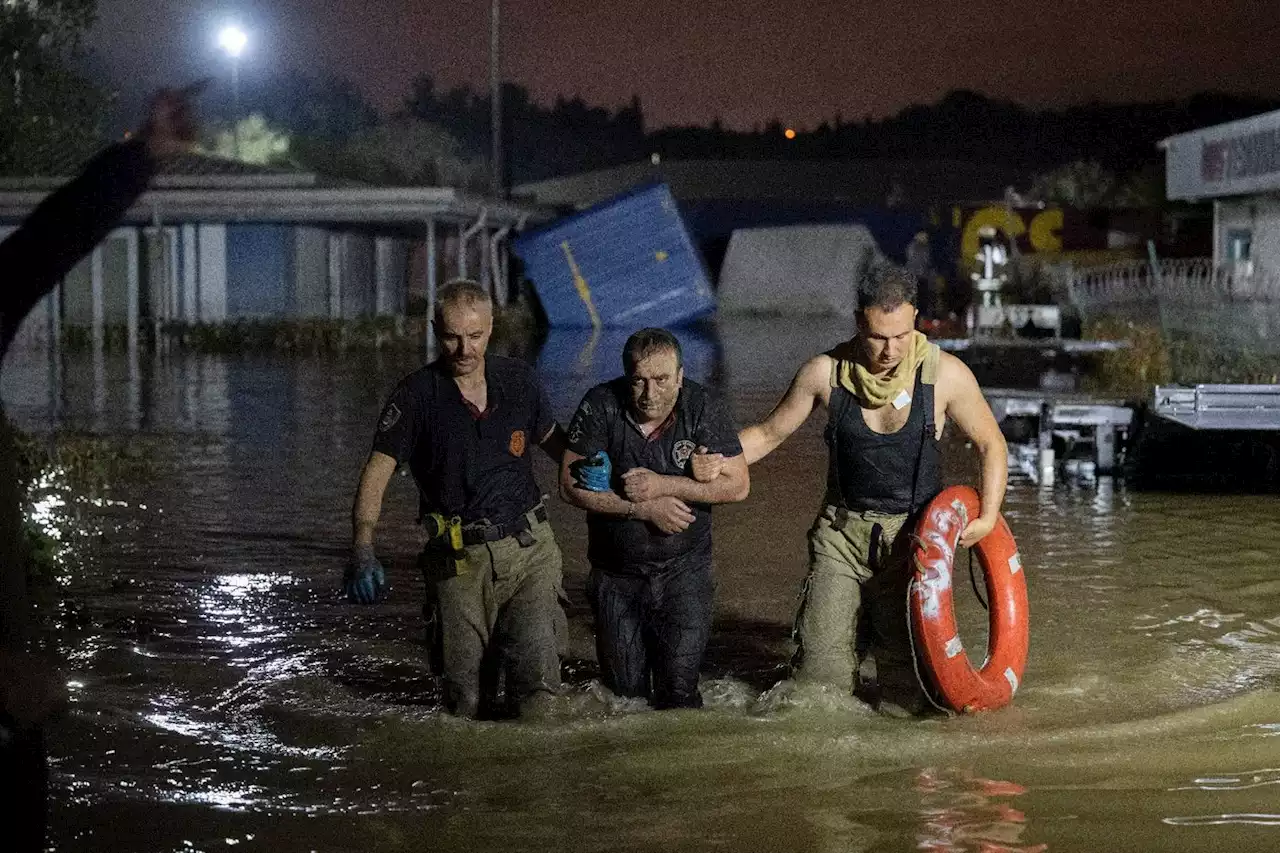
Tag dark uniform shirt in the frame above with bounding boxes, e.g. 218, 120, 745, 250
372, 354, 555, 525
567, 378, 742, 575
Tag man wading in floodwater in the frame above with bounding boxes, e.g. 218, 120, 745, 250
344, 279, 569, 719
699, 261, 1007, 715
559, 328, 749, 709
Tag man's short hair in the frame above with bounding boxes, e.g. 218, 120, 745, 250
622, 327, 683, 374
857, 260, 918, 313
434, 278, 492, 323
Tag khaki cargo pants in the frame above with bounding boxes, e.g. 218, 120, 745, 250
420, 515, 564, 718
792, 505, 927, 711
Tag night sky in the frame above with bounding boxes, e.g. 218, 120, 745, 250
92, 0, 1280, 129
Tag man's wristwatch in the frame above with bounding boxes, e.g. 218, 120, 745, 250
625, 501, 636, 519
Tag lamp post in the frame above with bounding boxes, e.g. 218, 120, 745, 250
217, 25, 248, 158
489, 0, 503, 198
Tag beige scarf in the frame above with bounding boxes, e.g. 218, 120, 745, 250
834, 331, 937, 407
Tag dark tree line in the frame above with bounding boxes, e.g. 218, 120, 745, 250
229, 73, 1279, 186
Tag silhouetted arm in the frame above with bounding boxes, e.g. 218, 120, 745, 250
0, 140, 155, 355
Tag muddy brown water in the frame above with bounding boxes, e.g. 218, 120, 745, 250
5, 317, 1280, 852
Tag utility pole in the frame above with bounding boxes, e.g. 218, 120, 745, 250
489, 0, 504, 198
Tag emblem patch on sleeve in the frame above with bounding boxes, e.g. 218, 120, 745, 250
509, 429, 527, 456
378, 402, 402, 432
672, 439, 696, 467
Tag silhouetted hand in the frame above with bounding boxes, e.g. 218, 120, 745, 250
139, 82, 203, 160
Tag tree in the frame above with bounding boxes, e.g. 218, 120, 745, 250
1027, 160, 1117, 207
231, 71, 380, 143
293, 117, 486, 189
0, 0, 109, 176
207, 114, 292, 166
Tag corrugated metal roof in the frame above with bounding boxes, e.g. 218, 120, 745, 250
0, 185, 551, 227
0, 151, 325, 191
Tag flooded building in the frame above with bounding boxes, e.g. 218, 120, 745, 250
0, 153, 548, 351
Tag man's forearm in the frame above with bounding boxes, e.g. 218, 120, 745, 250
352, 492, 381, 546
739, 425, 776, 465
561, 483, 633, 517
657, 472, 746, 505
351, 453, 397, 546
977, 438, 1009, 520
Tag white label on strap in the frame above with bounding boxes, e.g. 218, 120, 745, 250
1008, 553, 1022, 574
892, 389, 912, 409
945, 636, 963, 658
1004, 667, 1019, 694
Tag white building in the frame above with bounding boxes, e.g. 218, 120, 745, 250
1163, 109, 1280, 277
0, 153, 548, 352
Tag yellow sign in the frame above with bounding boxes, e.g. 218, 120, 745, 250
956, 206, 1065, 268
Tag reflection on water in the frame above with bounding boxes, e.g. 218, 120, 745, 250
914, 768, 1047, 853
6, 319, 1280, 852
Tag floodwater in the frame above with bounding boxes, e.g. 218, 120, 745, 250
6, 316, 1280, 853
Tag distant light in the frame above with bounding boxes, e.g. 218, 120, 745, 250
650, 152, 661, 165
784, 128, 797, 140
217, 25, 248, 58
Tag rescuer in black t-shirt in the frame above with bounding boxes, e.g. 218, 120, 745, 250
345, 280, 569, 719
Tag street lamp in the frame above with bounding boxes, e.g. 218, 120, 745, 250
217, 25, 248, 158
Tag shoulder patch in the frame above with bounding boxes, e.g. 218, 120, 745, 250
378, 402, 402, 432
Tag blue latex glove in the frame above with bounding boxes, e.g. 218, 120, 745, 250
576, 450, 612, 492
344, 544, 386, 604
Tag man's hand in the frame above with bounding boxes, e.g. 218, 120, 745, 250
621, 467, 668, 502
573, 450, 612, 492
344, 543, 386, 604
140, 83, 202, 160
634, 496, 695, 534
689, 446, 725, 483
959, 515, 998, 548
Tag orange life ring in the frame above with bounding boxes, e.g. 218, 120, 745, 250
909, 485, 1029, 713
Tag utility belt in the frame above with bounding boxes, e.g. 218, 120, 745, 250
823, 501, 903, 533
822, 485, 944, 531
421, 504, 547, 575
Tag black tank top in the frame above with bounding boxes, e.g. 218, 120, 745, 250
824, 364, 942, 515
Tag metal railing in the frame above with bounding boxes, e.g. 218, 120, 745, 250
1064, 258, 1280, 357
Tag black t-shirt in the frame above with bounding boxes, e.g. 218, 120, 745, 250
567, 378, 742, 575
371, 354, 555, 525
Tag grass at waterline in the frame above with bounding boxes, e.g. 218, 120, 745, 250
1080, 318, 1172, 397
1083, 317, 1280, 396
13, 428, 159, 583
57, 303, 539, 355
